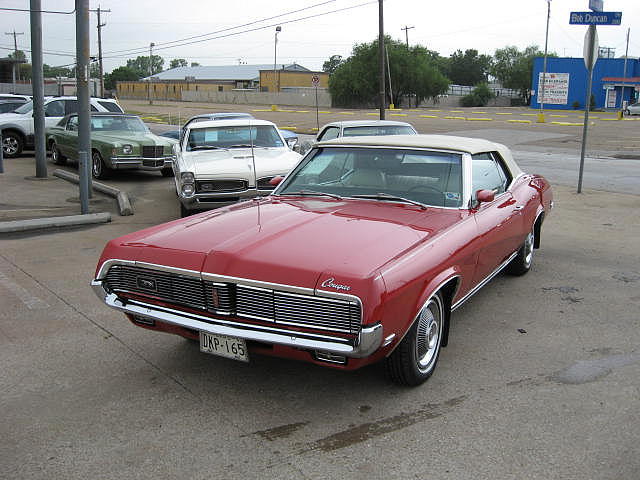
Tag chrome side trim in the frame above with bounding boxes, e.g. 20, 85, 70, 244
451, 251, 518, 311
91, 281, 382, 358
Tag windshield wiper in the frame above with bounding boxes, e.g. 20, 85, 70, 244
228, 144, 254, 148
277, 190, 343, 200
350, 193, 427, 209
190, 145, 223, 151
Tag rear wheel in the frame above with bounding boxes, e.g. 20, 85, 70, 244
2, 131, 23, 158
506, 227, 535, 276
385, 292, 445, 386
91, 150, 111, 180
50, 141, 66, 165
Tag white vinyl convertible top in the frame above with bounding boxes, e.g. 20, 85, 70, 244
317, 134, 523, 177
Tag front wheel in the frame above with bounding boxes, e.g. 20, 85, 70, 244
160, 167, 174, 177
91, 150, 111, 180
179, 203, 190, 218
50, 142, 66, 165
2, 131, 23, 158
506, 227, 535, 276
385, 292, 445, 386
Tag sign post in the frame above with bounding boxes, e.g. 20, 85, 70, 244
312, 74, 320, 132
570, 1, 622, 193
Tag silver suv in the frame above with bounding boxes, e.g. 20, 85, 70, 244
1, 96, 123, 157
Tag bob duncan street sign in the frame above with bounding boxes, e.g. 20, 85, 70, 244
569, 11, 622, 25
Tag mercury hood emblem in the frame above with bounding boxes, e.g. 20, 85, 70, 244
320, 277, 351, 292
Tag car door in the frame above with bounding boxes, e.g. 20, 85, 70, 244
43, 100, 66, 128
471, 152, 524, 285
58, 115, 79, 160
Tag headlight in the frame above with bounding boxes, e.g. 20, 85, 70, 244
181, 184, 195, 196
181, 172, 195, 184
122, 144, 133, 154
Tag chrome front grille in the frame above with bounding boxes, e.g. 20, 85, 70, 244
102, 265, 361, 334
142, 145, 164, 158
196, 179, 248, 193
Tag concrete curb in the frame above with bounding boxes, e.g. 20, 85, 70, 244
52, 169, 133, 216
0, 212, 111, 233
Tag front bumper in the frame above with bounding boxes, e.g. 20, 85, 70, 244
91, 279, 383, 358
109, 156, 174, 171
179, 188, 274, 210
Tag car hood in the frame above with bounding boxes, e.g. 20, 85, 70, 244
179, 148, 301, 177
112, 197, 464, 290
92, 131, 173, 146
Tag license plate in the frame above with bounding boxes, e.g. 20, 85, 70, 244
199, 331, 249, 362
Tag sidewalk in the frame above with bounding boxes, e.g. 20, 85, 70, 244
0, 155, 116, 227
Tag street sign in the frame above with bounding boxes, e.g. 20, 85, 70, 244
583, 25, 599, 70
311, 74, 320, 87
569, 11, 622, 25
589, 0, 603, 12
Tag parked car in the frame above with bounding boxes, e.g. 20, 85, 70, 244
1, 96, 123, 157
172, 118, 302, 216
46, 112, 176, 179
160, 112, 299, 149
0, 99, 27, 114
299, 119, 418, 153
624, 102, 640, 115
92, 134, 552, 386
0, 93, 31, 102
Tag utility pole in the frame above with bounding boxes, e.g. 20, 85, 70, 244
29, 1, 46, 178
378, 0, 385, 119
401, 25, 414, 48
5, 30, 24, 90
538, 0, 551, 123
148, 42, 155, 105
76, 0, 92, 210
90, 6, 110, 98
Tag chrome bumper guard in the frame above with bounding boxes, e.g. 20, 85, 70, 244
110, 156, 173, 170
91, 279, 383, 358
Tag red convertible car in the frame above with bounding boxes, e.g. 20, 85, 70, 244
92, 135, 552, 386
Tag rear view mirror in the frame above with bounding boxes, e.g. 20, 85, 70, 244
269, 176, 284, 186
476, 189, 495, 204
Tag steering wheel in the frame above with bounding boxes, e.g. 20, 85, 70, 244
406, 184, 445, 196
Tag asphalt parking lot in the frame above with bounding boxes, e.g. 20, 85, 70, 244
1, 104, 639, 479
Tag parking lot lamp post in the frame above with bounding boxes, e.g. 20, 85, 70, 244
148, 42, 155, 105
273, 26, 281, 93
538, 0, 551, 123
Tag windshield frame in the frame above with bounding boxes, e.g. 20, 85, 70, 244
89, 115, 149, 133
13, 101, 33, 114
184, 124, 285, 152
273, 145, 471, 210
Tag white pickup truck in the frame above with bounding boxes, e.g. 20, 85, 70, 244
1, 96, 123, 157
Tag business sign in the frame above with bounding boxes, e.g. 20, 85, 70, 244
569, 11, 622, 25
538, 73, 570, 105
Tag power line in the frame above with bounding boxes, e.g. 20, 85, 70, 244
101, 1, 376, 60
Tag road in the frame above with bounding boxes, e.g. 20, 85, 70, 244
1, 104, 639, 479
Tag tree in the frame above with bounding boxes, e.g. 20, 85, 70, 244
104, 66, 141, 90
491, 45, 552, 105
328, 37, 449, 108
322, 55, 343, 74
8, 49, 27, 61
42, 64, 72, 78
461, 83, 495, 107
170, 58, 188, 69
126, 55, 164, 78
445, 49, 491, 86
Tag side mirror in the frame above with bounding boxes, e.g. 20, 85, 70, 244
269, 175, 284, 186
476, 189, 495, 204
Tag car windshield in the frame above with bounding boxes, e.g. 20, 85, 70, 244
13, 101, 33, 114
343, 125, 416, 136
186, 125, 284, 151
276, 146, 463, 208
90, 115, 148, 132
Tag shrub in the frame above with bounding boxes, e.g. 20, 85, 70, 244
461, 83, 495, 107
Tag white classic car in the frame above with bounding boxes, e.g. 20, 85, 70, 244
172, 118, 302, 217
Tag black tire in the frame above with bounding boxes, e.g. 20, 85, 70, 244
2, 130, 23, 158
50, 141, 67, 165
160, 167, 174, 177
506, 227, 535, 276
91, 150, 111, 180
180, 203, 190, 218
385, 292, 445, 386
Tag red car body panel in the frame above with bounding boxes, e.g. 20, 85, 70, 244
93, 139, 553, 373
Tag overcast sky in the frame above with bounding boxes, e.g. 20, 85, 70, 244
1, 0, 638, 73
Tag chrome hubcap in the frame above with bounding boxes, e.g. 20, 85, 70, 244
523, 230, 534, 268
3, 137, 18, 155
92, 154, 101, 177
415, 297, 442, 373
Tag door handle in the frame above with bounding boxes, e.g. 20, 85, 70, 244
514, 205, 524, 211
